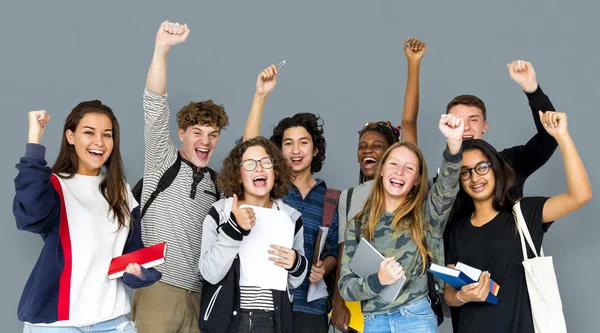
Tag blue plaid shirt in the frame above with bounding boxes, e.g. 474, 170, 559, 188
283, 179, 340, 315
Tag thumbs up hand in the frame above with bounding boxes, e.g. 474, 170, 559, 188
231, 194, 256, 231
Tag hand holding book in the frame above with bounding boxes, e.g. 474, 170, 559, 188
457, 271, 491, 303
125, 263, 144, 278
378, 257, 405, 286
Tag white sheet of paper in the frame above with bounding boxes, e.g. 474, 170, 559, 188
307, 227, 329, 302
238, 204, 294, 291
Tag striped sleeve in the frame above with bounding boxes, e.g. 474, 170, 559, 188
143, 87, 178, 177
199, 204, 243, 284
287, 217, 308, 289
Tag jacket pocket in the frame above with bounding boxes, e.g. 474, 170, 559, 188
203, 285, 222, 321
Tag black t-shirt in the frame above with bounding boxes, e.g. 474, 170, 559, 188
444, 197, 552, 333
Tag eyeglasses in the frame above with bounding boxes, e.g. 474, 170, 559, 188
240, 157, 274, 171
459, 161, 492, 181
358, 121, 401, 136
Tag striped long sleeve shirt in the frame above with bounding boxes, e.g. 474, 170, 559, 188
141, 88, 219, 292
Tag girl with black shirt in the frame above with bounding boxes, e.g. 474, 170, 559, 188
443, 111, 591, 333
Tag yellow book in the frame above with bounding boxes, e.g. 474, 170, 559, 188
329, 301, 364, 333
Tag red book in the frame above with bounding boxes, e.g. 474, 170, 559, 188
108, 242, 167, 279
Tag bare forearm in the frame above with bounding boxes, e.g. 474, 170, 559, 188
557, 134, 591, 203
401, 61, 421, 145
146, 43, 171, 94
323, 255, 337, 275
242, 93, 268, 141
444, 284, 466, 307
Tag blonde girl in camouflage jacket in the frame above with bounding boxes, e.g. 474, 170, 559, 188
338, 114, 464, 332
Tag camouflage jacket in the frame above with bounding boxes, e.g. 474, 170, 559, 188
338, 147, 461, 315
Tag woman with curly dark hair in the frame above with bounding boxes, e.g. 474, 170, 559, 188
199, 136, 308, 333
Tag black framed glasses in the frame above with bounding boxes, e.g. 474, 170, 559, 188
460, 161, 492, 181
240, 157, 274, 171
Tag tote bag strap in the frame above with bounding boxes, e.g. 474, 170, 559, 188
513, 201, 545, 259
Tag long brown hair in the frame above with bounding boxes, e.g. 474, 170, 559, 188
354, 141, 432, 274
52, 100, 132, 230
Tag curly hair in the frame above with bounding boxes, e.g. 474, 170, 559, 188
358, 121, 400, 147
270, 113, 326, 174
176, 100, 229, 131
357, 121, 400, 183
217, 136, 293, 200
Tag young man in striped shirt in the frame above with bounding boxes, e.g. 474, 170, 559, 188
131, 21, 229, 333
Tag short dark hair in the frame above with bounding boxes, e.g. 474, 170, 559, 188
217, 137, 292, 200
446, 95, 487, 120
451, 139, 515, 221
270, 113, 326, 174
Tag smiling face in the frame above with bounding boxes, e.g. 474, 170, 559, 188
178, 124, 220, 168
358, 131, 390, 179
281, 126, 316, 175
448, 104, 488, 140
460, 149, 495, 203
239, 145, 275, 201
380, 146, 421, 199
65, 113, 114, 176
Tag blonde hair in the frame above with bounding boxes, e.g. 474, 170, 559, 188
354, 141, 432, 274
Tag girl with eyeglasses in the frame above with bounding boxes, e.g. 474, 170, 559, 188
443, 112, 591, 333
199, 136, 308, 333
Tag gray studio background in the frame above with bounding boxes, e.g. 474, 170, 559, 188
1, 1, 598, 332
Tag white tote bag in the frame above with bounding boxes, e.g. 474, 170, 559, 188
513, 202, 567, 333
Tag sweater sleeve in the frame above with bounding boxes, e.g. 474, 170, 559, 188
338, 218, 383, 301
423, 147, 462, 239
337, 189, 349, 244
287, 217, 308, 289
199, 205, 245, 284
13, 144, 60, 235
120, 191, 163, 288
143, 88, 179, 176
502, 86, 558, 181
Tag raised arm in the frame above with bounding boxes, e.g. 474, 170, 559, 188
537, 112, 592, 223
423, 114, 464, 238
505, 60, 558, 178
13, 111, 59, 235
400, 38, 426, 145
242, 65, 278, 141
146, 21, 190, 94
143, 21, 190, 174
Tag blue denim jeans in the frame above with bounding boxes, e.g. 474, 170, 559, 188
23, 315, 136, 333
363, 297, 437, 333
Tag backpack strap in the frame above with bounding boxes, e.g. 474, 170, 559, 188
345, 187, 355, 222
140, 153, 182, 218
322, 188, 341, 228
353, 208, 361, 245
206, 167, 220, 202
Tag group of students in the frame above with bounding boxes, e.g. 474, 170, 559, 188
12, 20, 591, 333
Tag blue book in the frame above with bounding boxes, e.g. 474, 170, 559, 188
429, 262, 499, 305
